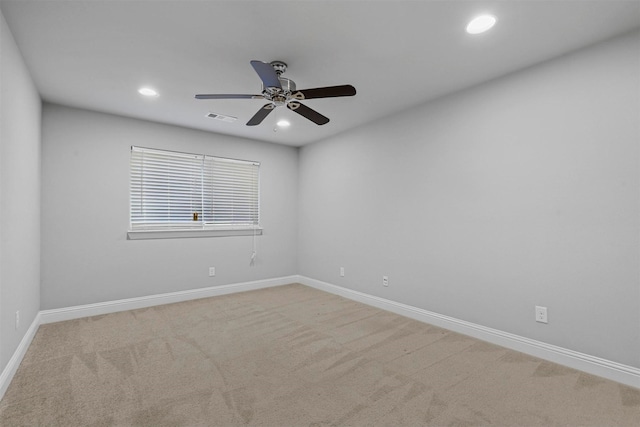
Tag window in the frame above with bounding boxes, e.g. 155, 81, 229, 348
129, 146, 260, 238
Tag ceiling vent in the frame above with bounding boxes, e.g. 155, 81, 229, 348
206, 112, 237, 123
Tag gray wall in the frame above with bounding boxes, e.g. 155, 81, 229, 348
298, 31, 640, 368
41, 104, 298, 309
0, 11, 41, 371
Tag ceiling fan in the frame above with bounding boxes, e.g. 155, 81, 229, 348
195, 60, 356, 126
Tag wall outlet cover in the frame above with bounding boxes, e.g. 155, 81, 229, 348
535, 306, 548, 324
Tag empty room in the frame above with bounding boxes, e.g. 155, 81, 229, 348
1, 0, 639, 425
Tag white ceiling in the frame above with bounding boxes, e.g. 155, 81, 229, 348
2, 0, 639, 147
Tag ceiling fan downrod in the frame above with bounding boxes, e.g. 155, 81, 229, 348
269, 60, 287, 76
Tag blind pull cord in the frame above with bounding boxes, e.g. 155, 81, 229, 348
250, 224, 257, 266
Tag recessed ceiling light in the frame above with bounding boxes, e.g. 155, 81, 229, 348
277, 120, 290, 127
466, 15, 496, 34
138, 87, 159, 97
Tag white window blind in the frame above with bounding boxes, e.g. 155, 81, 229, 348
130, 146, 260, 231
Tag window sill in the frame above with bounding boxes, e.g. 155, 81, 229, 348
127, 228, 263, 240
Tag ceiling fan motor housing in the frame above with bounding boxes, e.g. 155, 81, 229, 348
263, 78, 296, 107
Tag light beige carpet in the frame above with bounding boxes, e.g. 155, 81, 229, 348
1, 283, 639, 426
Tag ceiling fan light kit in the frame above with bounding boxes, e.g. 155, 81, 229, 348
195, 60, 356, 126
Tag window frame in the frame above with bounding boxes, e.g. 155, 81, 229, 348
127, 146, 262, 240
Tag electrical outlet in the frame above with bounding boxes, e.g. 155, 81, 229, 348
15, 311, 20, 330
535, 306, 548, 323
340, 267, 345, 277
209, 267, 216, 277
383, 276, 389, 287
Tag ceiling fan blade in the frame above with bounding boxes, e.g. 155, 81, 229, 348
292, 85, 356, 100
195, 94, 263, 100
247, 103, 275, 126
250, 60, 282, 88
287, 101, 329, 125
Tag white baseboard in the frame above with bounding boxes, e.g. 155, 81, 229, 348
299, 275, 640, 389
3, 274, 637, 403
0, 312, 41, 400
40, 275, 299, 324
